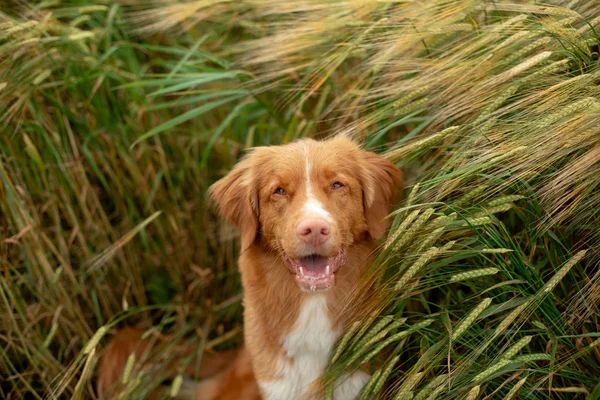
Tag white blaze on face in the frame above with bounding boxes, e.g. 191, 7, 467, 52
303, 143, 332, 222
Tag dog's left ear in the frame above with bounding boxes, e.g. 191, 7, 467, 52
208, 154, 260, 250
362, 151, 403, 239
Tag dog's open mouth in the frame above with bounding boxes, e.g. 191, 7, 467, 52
283, 249, 346, 291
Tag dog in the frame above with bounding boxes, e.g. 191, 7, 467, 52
97, 136, 402, 399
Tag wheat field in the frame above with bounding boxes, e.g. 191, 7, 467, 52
1, 0, 600, 399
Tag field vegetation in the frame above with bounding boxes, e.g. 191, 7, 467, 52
1, 0, 600, 398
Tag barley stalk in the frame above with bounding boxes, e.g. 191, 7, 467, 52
347, 314, 380, 356
588, 337, 600, 349
355, 315, 393, 347
67, 32, 95, 41
541, 250, 587, 294
474, 85, 520, 124
455, 184, 488, 207
537, 98, 600, 128
476, 203, 513, 217
71, 15, 91, 28
493, 250, 585, 340
386, 209, 420, 249
169, 374, 183, 398
365, 318, 407, 347
502, 38, 552, 66
351, 320, 434, 367
513, 353, 552, 362
466, 385, 480, 400
425, 382, 446, 400
413, 374, 447, 400
386, 126, 457, 161
501, 336, 532, 360
78, 5, 108, 12
478, 116, 498, 135
452, 298, 492, 340
414, 227, 445, 254
492, 4, 581, 18
503, 51, 554, 80
43, 321, 59, 348
392, 208, 434, 251
394, 247, 440, 290
395, 371, 424, 398
544, 20, 589, 54
331, 321, 361, 363
462, 216, 492, 226
32, 69, 52, 85
486, 195, 525, 207
118, 373, 144, 400
504, 377, 527, 400
83, 326, 107, 355
371, 354, 402, 395
473, 358, 511, 383
15, 37, 41, 46
72, 348, 96, 400
494, 300, 531, 337
324, 382, 334, 400
450, 268, 499, 283
492, 14, 529, 32
360, 369, 382, 400
531, 321, 548, 330
577, 15, 600, 34
481, 248, 513, 254
390, 86, 430, 109
501, 146, 533, 165
431, 212, 457, 227
495, 30, 532, 52
6, 21, 37, 35
122, 353, 136, 384
429, 23, 472, 33
393, 392, 414, 400
440, 241, 455, 252
518, 59, 569, 85
542, 70, 592, 94
404, 183, 420, 212
392, 97, 430, 118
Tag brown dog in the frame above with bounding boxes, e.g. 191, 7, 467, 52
97, 136, 401, 399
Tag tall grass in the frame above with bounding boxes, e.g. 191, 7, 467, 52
1, 0, 600, 398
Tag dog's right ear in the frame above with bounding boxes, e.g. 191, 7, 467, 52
208, 154, 260, 250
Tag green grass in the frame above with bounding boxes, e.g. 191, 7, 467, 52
2, 0, 600, 398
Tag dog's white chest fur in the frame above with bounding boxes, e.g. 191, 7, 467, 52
259, 295, 370, 400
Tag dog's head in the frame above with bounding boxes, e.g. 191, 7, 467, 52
209, 136, 402, 291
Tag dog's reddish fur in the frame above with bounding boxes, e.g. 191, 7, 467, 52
97, 136, 401, 399
188, 348, 260, 400
96, 327, 241, 398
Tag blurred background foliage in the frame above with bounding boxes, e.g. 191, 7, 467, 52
1, 0, 600, 398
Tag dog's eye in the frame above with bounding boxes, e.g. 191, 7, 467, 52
274, 187, 286, 195
331, 181, 344, 190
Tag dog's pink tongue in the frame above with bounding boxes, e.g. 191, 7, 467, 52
295, 255, 335, 291
299, 255, 330, 277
